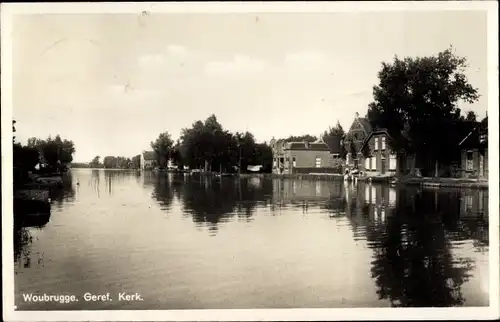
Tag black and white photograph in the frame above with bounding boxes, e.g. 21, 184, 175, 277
1, 1, 499, 321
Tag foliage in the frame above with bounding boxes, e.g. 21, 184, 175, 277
26, 135, 75, 171
282, 134, 317, 143
170, 140, 184, 170
366, 46, 480, 169
102, 156, 132, 169
86, 155, 141, 169
89, 156, 101, 168
71, 162, 91, 168
13, 143, 39, 172
131, 154, 141, 169
322, 121, 345, 140
322, 120, 347, 158
177, 114, 273, 173
150, 132, 174, 167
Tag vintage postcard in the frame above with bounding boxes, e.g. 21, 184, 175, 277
1, 1, 499, 321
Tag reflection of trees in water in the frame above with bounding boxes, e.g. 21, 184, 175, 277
50, 172, 76, 207
14, 213, 50, 267
170, 175, 273, 235
331, 184, 486, 307
369, 206, 472, 306
14, 225, 33, 265
152, 174, 175, 210
90, 169, 101, 197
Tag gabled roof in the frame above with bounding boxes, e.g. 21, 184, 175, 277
358, 129, 392, 153
142, 150, 157, 161
459, 116, 488, 148
357, 117, 373, 134
284, 142, 330, 151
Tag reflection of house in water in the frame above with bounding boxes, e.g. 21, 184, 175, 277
459, 189, 488, 218
354, 183, 398, 224
271, 179, 344, 211
339, 183, 489, 306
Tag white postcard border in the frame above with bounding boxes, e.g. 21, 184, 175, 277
1, 1, 499, 321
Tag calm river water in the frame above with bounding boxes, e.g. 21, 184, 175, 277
14, 169, 489, 309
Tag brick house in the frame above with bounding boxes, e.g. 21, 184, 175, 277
270, 139, 336, 174
357, 130, 399, 176
345, 112, 372, 169
458, 116, 488, 179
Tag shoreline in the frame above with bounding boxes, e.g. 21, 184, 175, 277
68, 168, 490, 188
395, 177, 489, 189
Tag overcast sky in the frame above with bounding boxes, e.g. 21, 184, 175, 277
12, 11, 488, 162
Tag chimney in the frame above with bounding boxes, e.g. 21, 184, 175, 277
304, 141, 309, 149
355, 112, 359, 118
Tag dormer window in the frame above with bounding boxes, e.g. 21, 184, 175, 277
374, 138, 379, 150
381, 137, 386, 150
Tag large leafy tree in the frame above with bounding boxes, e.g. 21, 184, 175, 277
366, 46, 479, 175
151, 131, 174, 168
177, 114, 272, 173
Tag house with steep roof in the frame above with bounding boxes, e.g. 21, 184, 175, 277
458, 116, 488, 179
344, 112, 373, 169
270, 138, 338, 174
140, 150, 157, 170
357, 129, 399, 176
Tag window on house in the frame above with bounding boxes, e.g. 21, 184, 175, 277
389, 153, 397, 170
466, 151, 474, 171
466, 195, 473, 211
371, 157, 376, 170
381, 137, 386, 150
389, 188, 396, 206
292, 156, 297, 167
315, 157, 322, 168
374, 138, 379, 150
365, 157, 370, 170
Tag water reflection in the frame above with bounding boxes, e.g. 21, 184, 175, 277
323, 182, 488, 307
14, 170, 489, 309
14, 173, 76, 265
144, 174, 274, 235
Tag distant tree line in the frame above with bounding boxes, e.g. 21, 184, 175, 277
147, 115, 349, 174
77, 155, 142, 169
148, 115, 273, 173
